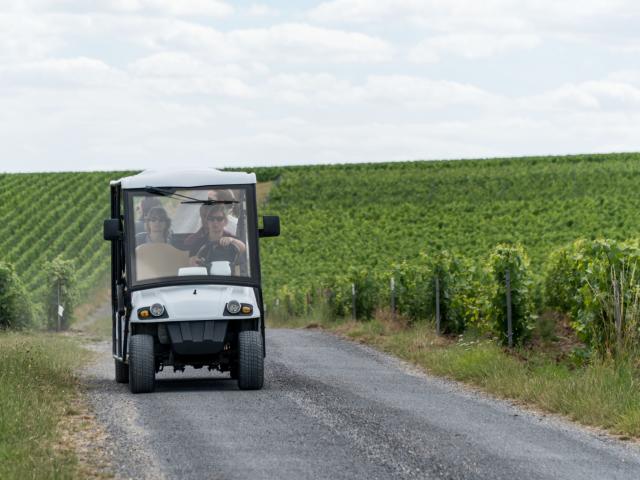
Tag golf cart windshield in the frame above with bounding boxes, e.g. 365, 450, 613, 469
126, 186, 256, 286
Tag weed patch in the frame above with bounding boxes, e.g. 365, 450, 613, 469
0, 332, 89, 479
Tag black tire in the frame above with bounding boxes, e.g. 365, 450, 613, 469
237, 330, 264, 390
129, 334, 155, 394
115, 359, 129, 383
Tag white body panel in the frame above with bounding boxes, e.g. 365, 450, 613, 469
114, 168, 256, 189
130, 285, 260, 323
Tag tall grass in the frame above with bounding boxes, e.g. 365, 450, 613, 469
407, 334, 640, 436
587, 265, 640, 360
0, 333, 87, 479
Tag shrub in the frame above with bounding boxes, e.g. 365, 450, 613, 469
327, 268, 379, 320
0, 262, 33, 329
387, 259, 431, 324
425, 251, 474, 333
485, 243, 534, 345
43, 257, 77, 330
550, 239, 640, 358
543, 240, 587, 314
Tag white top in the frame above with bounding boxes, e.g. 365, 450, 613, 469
113, 168, 256, 189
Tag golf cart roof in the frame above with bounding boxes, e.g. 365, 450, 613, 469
113, 168, 256, 189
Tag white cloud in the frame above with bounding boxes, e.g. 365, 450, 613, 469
110, 20, 392, 64
259, 73, 503, 112
608, 70, 640, 86
227, 23, 392, 63
3, 0, 234, 17
309, 0, 640, 54
409, 33, 540, 62
309, 0, 531, 30
0, 13, 64, 61
309, 0, 633, 29
0, 57, 126, 88
106, 0, 233, 16
361, 75, 501, 109
522, 81, 640, 111
246, 4, 278, 17
129, 52, 257, 97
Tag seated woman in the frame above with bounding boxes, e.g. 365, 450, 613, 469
189, 205, 246, 271
134, 196, 162, 234
136, 206, 172, 246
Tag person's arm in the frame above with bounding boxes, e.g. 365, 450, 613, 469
189, 244, 207, 266
219, 236, 246, 254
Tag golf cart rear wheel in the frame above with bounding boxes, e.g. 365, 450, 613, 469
237, 330, 263, 390
129, 334, 155, 393
115, 359, 129, 383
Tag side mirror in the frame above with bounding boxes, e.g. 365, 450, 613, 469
259, 215, 280, 238
103, 218, 122, 241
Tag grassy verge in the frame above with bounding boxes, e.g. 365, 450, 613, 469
0, 332, 89, 479
269, 313, 640, 439
83, 314, 112, 341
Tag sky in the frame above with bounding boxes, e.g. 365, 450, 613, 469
0, 0, 639, 172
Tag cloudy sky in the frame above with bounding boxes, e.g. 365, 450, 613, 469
1, 0, 639, 172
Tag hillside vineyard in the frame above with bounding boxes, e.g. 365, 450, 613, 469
0, 171, 131, 301
1, 153, 640, 311
257, 153, 640, 299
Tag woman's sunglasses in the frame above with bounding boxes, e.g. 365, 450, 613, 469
207, 215, 226, 222
147, 216, 166, 222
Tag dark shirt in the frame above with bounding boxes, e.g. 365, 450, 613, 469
195, 238, 241, 265
184, 228, 236, 256
184, 229, 208, 256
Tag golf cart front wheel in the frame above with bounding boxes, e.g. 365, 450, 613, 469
129, 334, 155, 393
115, 359, 129, 383
237, 330, 264, 390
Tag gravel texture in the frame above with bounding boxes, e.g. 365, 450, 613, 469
83, 328, 640, 480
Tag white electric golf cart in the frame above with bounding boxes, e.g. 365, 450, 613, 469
103, 169, 279, 393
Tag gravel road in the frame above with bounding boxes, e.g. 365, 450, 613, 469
83, 328, 640, 480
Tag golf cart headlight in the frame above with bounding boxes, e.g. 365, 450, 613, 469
150, 303, 165, 317
226, 300, 241, 315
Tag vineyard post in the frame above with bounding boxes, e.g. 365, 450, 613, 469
351, 283, 356, 320
57, 278, 61, 332
613, 275, 622, 355
390, 277, 396, 321
435, 276, 440, 336
506, 269, 513, 348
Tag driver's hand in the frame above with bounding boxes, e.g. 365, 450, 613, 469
189, 256, 205, 266
219, 237, 233, 248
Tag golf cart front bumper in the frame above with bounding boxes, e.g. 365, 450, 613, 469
130, 285, 261, 356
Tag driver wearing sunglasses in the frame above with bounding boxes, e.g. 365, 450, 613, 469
189, 205, 246, 268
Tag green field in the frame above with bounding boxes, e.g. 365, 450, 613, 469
258, 153, 640, 299
2, 153, 640, 325
0, 171, 131, 305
